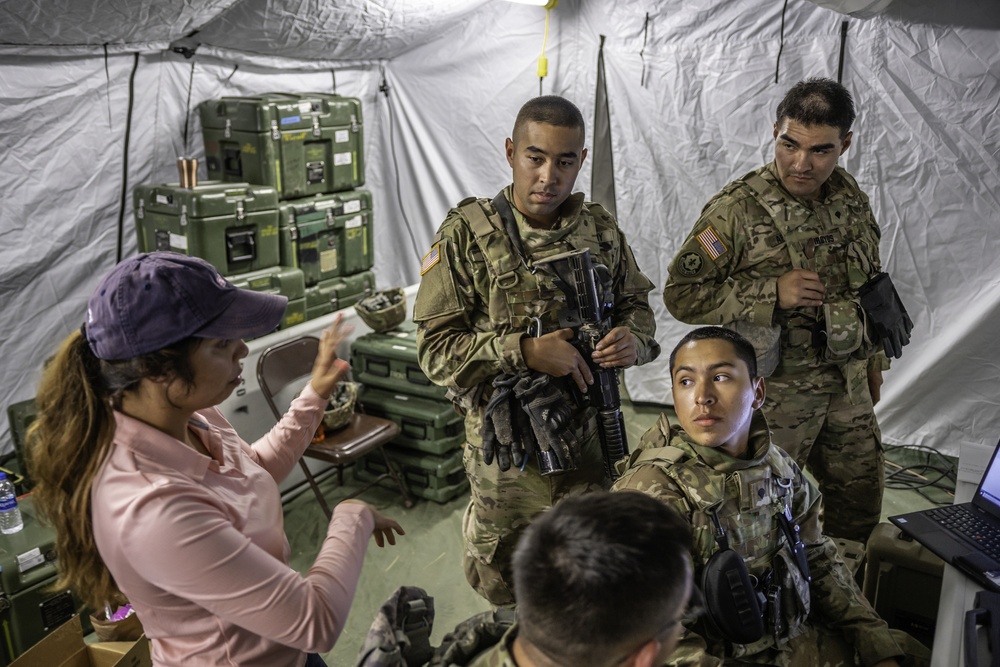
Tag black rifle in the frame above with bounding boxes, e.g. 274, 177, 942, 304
533, 248, 628, 479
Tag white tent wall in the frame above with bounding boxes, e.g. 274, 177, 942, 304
1, 0, 997, 460
578, 1, 1000, 459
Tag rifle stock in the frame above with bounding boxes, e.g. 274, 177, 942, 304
534, 248, 629, 479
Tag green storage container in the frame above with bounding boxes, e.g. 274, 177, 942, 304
278, 190, 374, 285
200, 92, 364, 199
304, 270, 375, 321
134, 181, 280, 276
350, 328, 446, 400
0, 497, 91, 663
357, 387, 465, 455
355, 445, 469, 504
226, 265, 307, 332
5, 399, 37, 493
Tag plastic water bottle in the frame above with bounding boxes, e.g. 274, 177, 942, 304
0, 472, 23, 535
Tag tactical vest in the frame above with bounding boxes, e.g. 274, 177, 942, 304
456, 193, 605, 336
739, 168, 880, 367
622, 433, 811, 655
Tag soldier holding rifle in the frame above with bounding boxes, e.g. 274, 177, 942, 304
414, 95, 660, 607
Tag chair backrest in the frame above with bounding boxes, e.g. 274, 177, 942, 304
256, 336, 321, 421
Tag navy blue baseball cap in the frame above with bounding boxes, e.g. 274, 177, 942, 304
84, 252, 287, 360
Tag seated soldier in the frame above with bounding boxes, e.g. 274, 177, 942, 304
356, 491, 695, 667
611, 327, 929, 667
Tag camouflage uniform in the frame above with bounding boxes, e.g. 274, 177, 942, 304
413, 185, 659, 606
464, 625, 517, 667
663, 162, 887, 542
611, 411, 928, 667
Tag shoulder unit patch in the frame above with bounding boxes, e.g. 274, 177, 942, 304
676, 251, 704, 277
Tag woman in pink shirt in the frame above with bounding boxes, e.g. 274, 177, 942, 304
29, 251, 403, 667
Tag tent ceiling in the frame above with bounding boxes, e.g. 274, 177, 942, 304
194, 0, 493, 61
0, 0, 493, 60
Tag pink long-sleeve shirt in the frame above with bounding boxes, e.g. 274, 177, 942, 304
91, 384, 374, 667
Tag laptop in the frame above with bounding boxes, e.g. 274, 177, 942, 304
890, 439, 1000, 592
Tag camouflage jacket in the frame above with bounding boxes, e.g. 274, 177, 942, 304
457, 622, 517, 667
611, 412, 905, 667
663, 163, 888, 392
413, 186, 660, 447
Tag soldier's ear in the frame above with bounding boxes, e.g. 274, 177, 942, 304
751, 376, 765, 410
628, 639, 658, 667
839, 130, 853, 156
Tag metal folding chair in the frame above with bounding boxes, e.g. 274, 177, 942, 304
256, 335, 414, 518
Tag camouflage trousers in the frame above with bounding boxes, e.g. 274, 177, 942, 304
461, 418, 608, 607
721, 626, 930, 667
763, 373, 883, 543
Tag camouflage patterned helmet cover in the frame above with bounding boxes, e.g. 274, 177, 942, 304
323, 381, 359, 431
356, 287, 407, 333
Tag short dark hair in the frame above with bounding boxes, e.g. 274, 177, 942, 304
669, 326, 758, 378
776, 77, 856, 138
512, 95, 585, 144
513, 491, 692, 665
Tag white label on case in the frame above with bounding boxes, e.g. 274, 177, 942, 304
17, 548, 44, 573
343, 200, 362, 214
346, 215, 362, 229
170, 233, 188, 251
335, 129, 349, 143
334, 152, 353, 166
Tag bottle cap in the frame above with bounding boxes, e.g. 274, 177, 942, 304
0, 472, 7, 481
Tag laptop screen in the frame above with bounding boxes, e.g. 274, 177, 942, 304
973, 439, 1000, 519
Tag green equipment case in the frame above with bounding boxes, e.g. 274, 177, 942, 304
304, 270, 375, 321
226, 266, 307, 333
277, 190, 374, 285
355, 445, 468, 504
357, 387, 465, 455
5, 400, 36, 494
350, 328, 447, 400
862, 522, 943, 649
133, 181, 279, 276
200, 92, 364, 199
0, 497, 90, 665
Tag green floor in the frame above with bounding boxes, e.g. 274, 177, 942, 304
284, 401, 954, 666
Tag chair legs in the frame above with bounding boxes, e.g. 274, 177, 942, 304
377, 448, 416, 509
297, 452, 415, 516
299, 459, 333, 521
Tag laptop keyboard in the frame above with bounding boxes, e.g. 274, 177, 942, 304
928, 505, 1000, 561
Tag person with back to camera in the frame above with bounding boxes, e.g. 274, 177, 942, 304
611, 327, 928, 667
354, 490, 697, 667
28, 251, 404, 667
413, 95, 660, 607
662, 78, 913, 543
455, 490, 696, 667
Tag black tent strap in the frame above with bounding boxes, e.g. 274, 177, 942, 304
775, 0, 789, 84
182, 60, 195, 155
640, 12, 650, 87
117, 53, 140, 263
838, 20, 849, 83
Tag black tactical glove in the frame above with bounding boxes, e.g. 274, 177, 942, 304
858, 272, 913, 359
481, 374, 524, 471
513, 373, 579, 473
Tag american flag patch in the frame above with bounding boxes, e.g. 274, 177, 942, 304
696, 226, 728, 260
420, 244, 441, 275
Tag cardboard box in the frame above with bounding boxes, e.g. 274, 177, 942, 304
10, 615, 150, 667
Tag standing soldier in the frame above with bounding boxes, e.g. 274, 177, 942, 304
413, 95, 660, 606
663, 78, 912, 542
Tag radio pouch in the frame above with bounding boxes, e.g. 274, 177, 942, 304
701, 547, 766, 645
